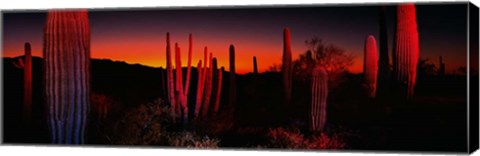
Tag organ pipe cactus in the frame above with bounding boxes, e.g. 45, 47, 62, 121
202, 53, 213, 117
282, 28, 293, 105
13, 42, 33, 122
213, 67, 224, 114
166, 33, 177, 116
195, 47, 208, 118
44, 10, 90, 144
174, 43, 190, 124
195, 60, 204, 118
311, 66, 328, 132
364, 35, 378, 98
229, 45, 236, 107
165, 33, 193, 124
393, 4, 420, 99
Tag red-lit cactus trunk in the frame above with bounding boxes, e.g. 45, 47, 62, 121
282, 28, 293, 105
393, 4, 420, 99
23, 43, 33, 122
166, 33, 177, 116
166, 33, 193, 123
311, 66, 328, 132
364, 35, 378, 98
44, 10, 90, 144
229, 45, 236, 107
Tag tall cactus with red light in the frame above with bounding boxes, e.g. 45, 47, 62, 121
393, 4, 420, 99
282, 28, 293, 105
229, 45, 236, 107
166, 33, 177, 116
213, 67, 224, 114
165, 33, 193, 123
13, 42, 33, 122
311, 66, 328, 132
202, 53, 214, 117
44, 10, 90, 144
194, 49, 223, 117
364, 35, 378, 98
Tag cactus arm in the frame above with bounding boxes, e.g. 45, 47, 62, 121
13, 58, 25, 69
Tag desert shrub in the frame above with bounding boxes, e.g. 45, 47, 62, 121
91, 93, 115, 121
109, 98, 174, 145
267, 127, 307, 149
105, 98, 221, 147
266, 127, 346, 150
192, 106, 235, 136
167, 131, 220, 148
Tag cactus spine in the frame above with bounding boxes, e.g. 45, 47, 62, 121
44, 10, 90, 144
311, 66, 328, 132
213, 67, 224, 114
393, 4, 420, 99
13, 42, 33, 122
253, 56, 258, 74
364, 35, 378, 98
229, 45, 236, 107
282, 28, 293, 105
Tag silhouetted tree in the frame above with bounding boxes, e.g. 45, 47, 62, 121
293, 37, 355, 86
417, 58, 437, 78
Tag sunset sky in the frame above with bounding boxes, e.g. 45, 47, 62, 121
2, 3, 469, 74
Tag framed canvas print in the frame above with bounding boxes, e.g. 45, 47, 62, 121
1, 0, 479, 155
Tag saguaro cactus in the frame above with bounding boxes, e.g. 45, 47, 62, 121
282, 28, 293, 105
44, 10, 90, 144
13, 42, 33, 122
229, 45, 236, 107
253, 56, 258, 74
311, 66, 328, 132
213, 67, 224, 114
393, 4, 420, 99
377, 5, 390, 100
364, 35, 379, 98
